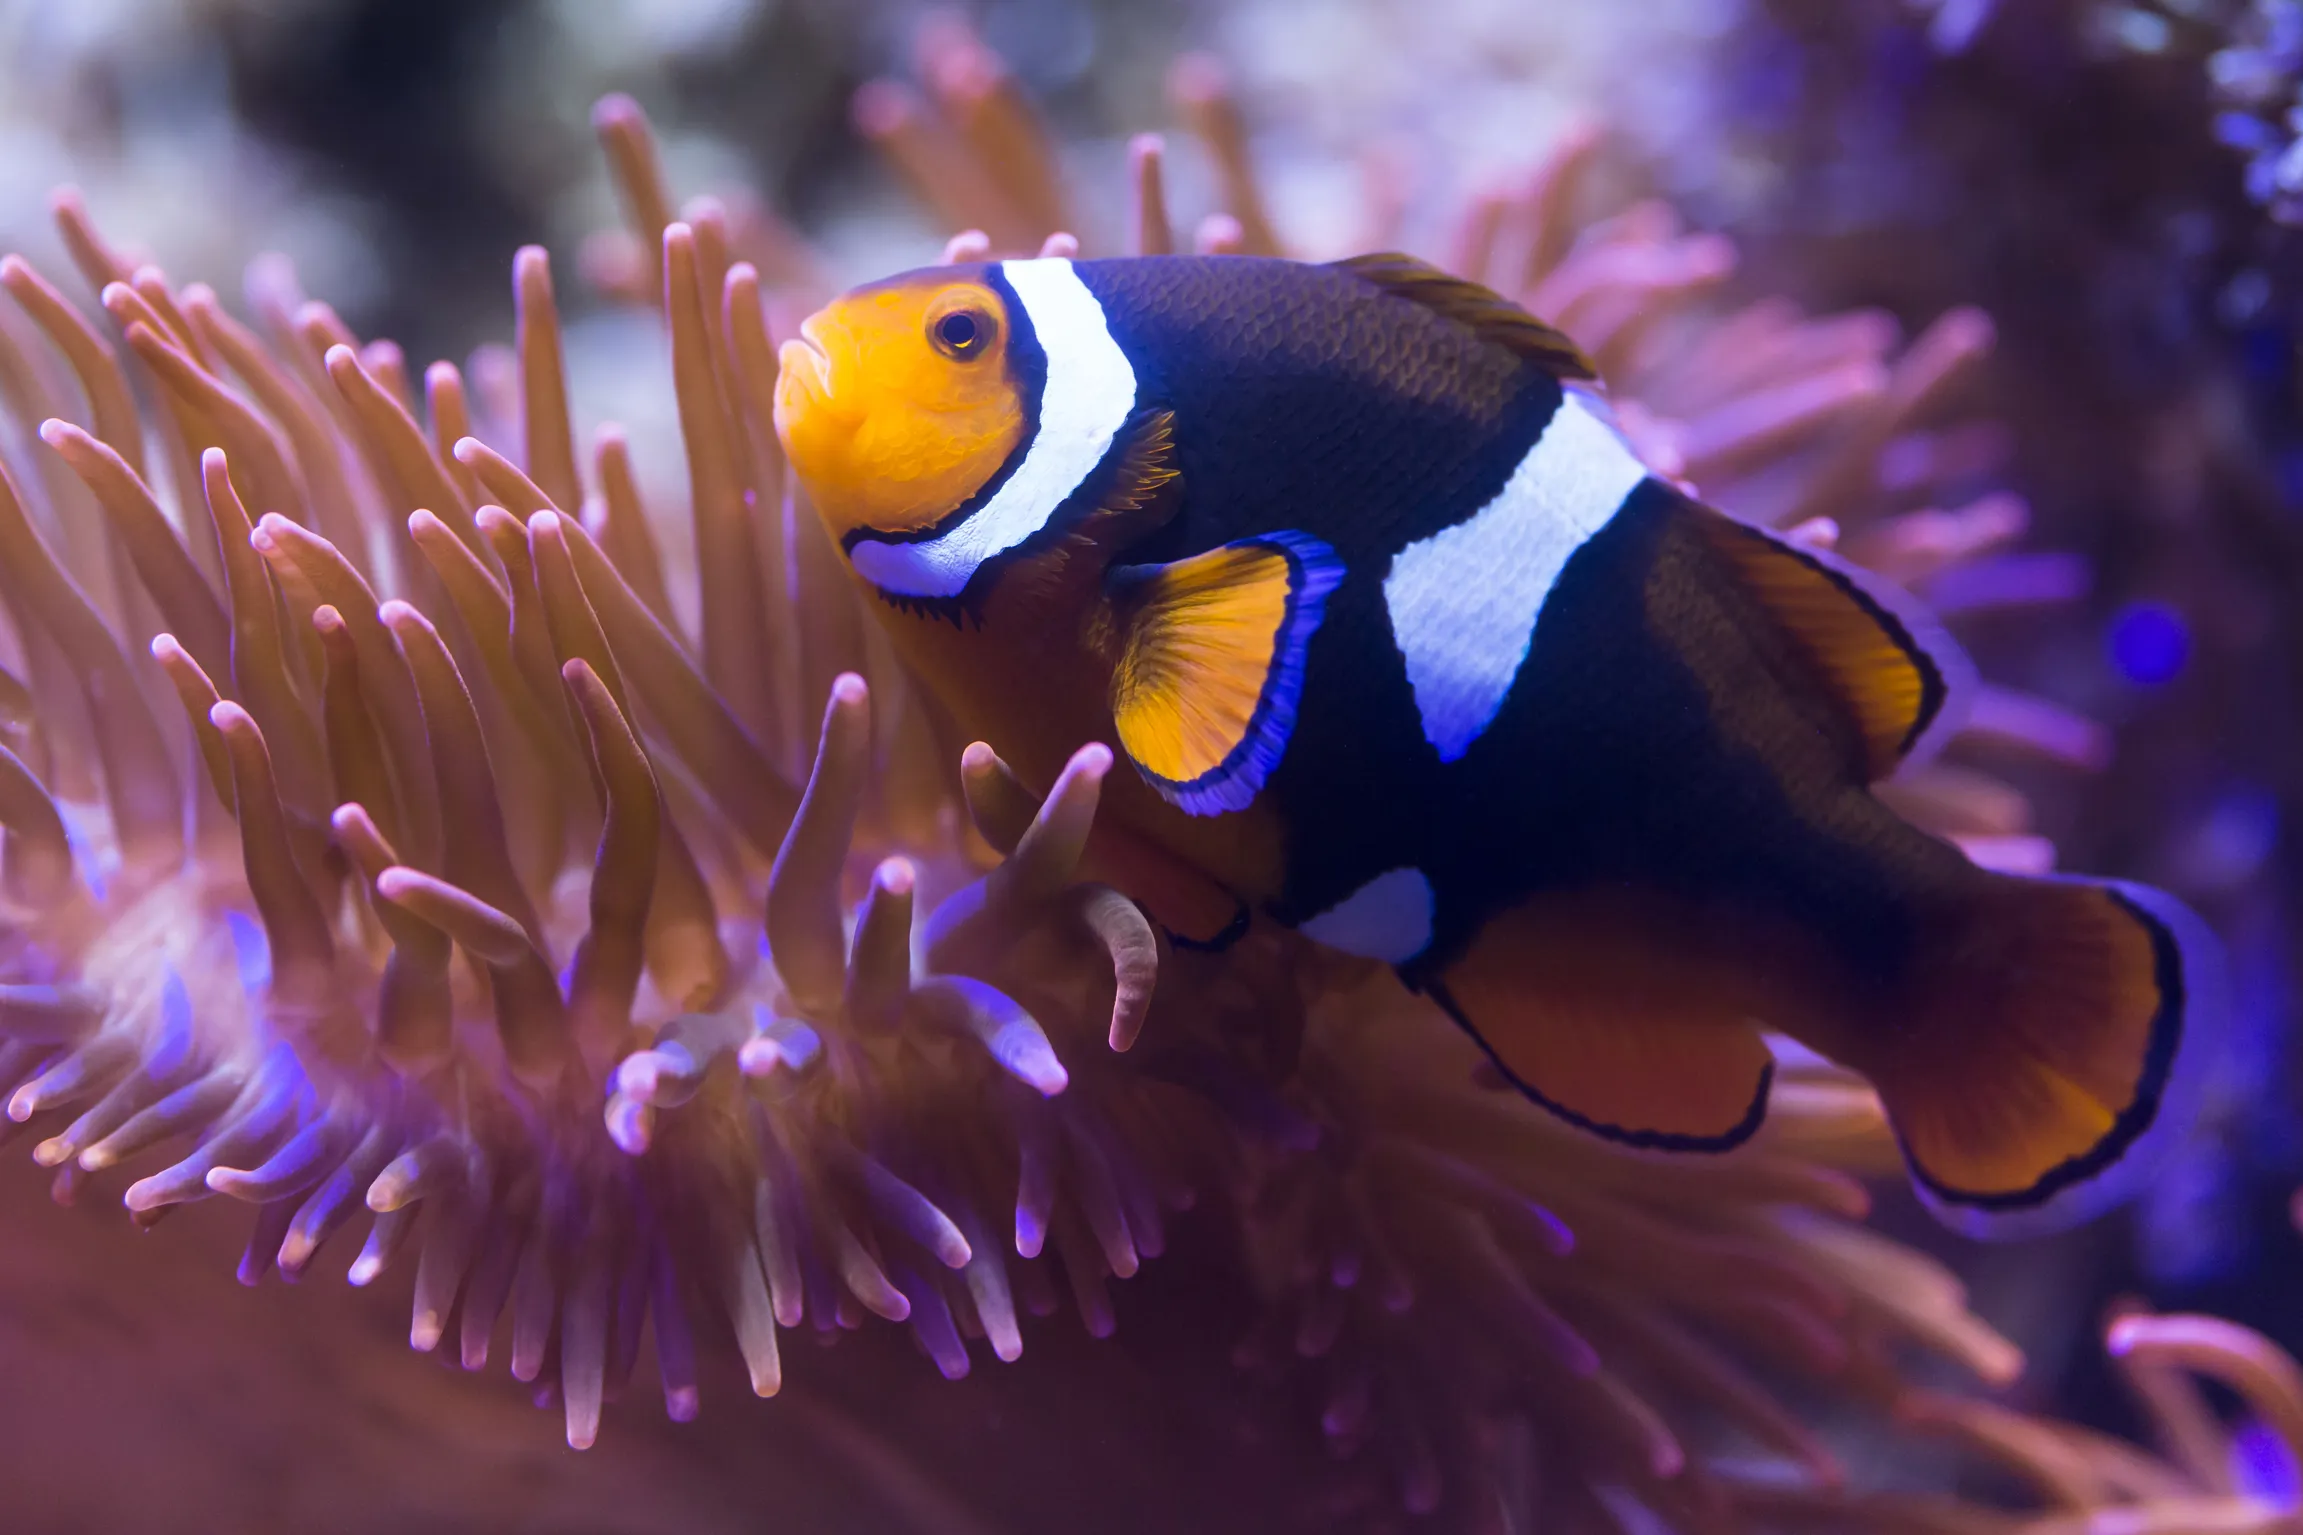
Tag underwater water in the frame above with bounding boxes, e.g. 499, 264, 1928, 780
0, 0, 2298, 1529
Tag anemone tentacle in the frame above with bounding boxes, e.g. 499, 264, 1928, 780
0, 39, 2276, 1534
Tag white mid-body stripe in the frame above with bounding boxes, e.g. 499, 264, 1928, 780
849, 258, 1138, 599
1383, 395, 1650, 763
1298, 867, 1435, 964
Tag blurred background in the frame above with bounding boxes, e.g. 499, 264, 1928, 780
3, 0, 2301, 1528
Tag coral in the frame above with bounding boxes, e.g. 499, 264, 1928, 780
0, 17, 2280, 1531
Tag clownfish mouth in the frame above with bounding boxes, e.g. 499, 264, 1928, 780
774, 323, 856, 489
777, 331, 834, 410
775, 278, 1034, 569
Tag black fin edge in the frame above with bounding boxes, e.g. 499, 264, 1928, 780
1110, 531, 1343, 818
1426, 979, 1775, 1154
1710, 513, 1951, 764
1167, 899, 1252, 953
1901, 888, 2182, 1213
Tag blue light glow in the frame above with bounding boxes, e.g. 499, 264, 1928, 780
2109, 601, 2190, 686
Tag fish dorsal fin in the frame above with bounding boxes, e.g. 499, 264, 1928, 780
1108, 532, 1344, 817
1429, 888, 1778, 1151
1330, 252, 1597, 381
1693, 509, 1965, 781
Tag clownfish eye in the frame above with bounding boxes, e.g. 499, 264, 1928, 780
931, 308, 993, 360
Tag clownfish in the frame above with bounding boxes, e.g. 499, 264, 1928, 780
772, 251, 2220, 1238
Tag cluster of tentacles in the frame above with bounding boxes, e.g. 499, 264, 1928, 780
0, 19, 2289, 1532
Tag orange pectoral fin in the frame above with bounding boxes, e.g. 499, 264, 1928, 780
1109, 531, 1343, 817
1429, 893, 1779, 1151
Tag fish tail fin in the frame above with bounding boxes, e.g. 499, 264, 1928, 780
1866, 872, 2221, 1240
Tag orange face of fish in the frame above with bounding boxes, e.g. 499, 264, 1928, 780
773, 271, 1025, 543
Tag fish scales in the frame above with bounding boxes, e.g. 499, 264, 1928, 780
774, 249, 2225, 1239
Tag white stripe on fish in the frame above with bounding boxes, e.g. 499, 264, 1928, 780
851, 258, 1138, 598
1383, 394, 1650, 762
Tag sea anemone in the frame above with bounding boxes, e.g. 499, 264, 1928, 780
0, 18, 2272, 1532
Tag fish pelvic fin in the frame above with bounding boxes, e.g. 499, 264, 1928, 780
1693, 505, 1975, 780
1107, 531, 1343, 816
1860, 872, 2220, 1240
1427, 891, 1778, 1152
1328, 252, 1598, 381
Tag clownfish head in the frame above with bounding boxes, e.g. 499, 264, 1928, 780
774, 266, 1024, 566
776, 258, 1141, 601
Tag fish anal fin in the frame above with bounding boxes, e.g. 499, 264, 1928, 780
1108, 532, 1342, 816
1330, 252, 1598, 381
1429, 892, 1778, 1151
1695, 508, 1953, 780
1865, 873, 2211, 1238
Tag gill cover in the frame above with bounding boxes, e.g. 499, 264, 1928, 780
1108, 531, 1345, 817
773, 267, 1025, 551
777, 259, 1143, 602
